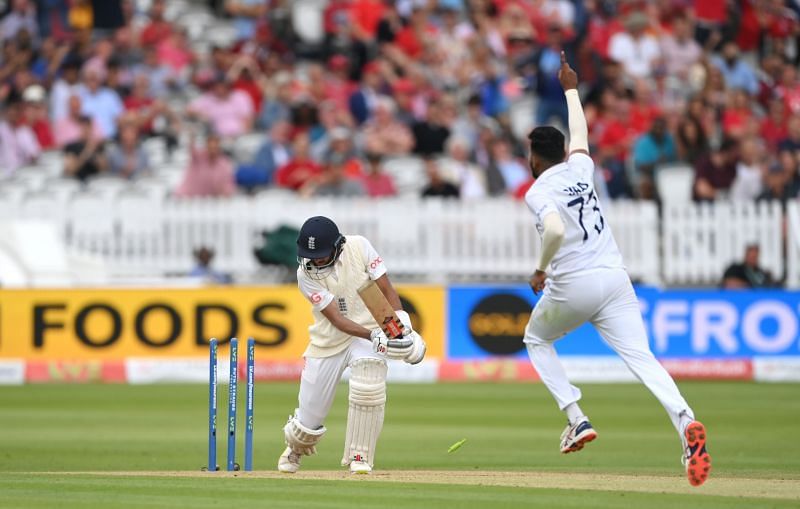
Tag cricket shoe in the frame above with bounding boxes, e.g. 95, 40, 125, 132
682, 421, 711, 487
349, 454, 372, 474
277, 447, 302, 473
560, 416, 598, 454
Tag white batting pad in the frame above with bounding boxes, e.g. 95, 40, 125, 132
341, 357, 387, 467
284, 412, 327, 456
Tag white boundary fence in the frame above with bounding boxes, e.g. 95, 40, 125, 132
4, 193, 799, 287
662, 200, 786, 286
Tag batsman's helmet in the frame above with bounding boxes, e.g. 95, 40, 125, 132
297, 216, 345, 260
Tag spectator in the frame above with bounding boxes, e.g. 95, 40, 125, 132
257, 71, 293, 130
412, 99, 451, 157
132, 46, 174, 98
608, 12, 661, 79
273, 132, 322, 191
722, 89, 755, 139
79, 69, 124, 139
189, 246, 232, 284
226, 0, 268, 42
362, 96, 414, 157
53, 95, 102, 147
489, 138, 529, 195
0, 93, 40, 176
348, 60, 384, 124
140, 0, 172, 48
63, 115, 106, 181
632, 117, 677, 200
123, 74, 159, 132
758, 154, 799, 204
693, 138, 739, 201
676, 116, 710, 165
660, 15, 702, 80
82, 37, 114, 82
156, 29, 194, 80
778, 115, 800, 160
299, 153, 367, 198
22, 84, 54, 150
711, 41, 759, 95
324, 127, 362, 177
2, 0, 38, 41
361, 153, 397, 198
50, 57, 85, 122
107, 124, 149, 179
188, 75, 254, 139
176, 132, 236, 198
237, 120, 291, 189
451, 94, 496, 149
730, 137, 765, 201
439, 136, 489, 199
421, 157, 459, 199
760, 98, 788, 151
721, 245, 777, 289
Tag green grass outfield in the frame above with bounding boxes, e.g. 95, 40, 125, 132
1, 382, 798, 508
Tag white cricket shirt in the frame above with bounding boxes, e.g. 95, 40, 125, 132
524, 153, 624, 279
297, 235, 387, 358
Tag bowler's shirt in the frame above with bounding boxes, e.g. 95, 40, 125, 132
524, 153, 624, 278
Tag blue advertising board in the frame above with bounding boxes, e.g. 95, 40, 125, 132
447, 286, 800, 359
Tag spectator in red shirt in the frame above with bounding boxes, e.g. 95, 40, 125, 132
693, 0, 727, 49
22, 84, 54, 150
123, 74, 160, 134
321, 55, 356, 112
761, 99, 789, 151
228, 56, 264, 114
722, 90, 754, 139
140, 0, 172, 48
629, 80, 662, 134
349, 0, 385, 42
274, 133, 323, 191
776, 64, 800, 115
394, 6, 437, 59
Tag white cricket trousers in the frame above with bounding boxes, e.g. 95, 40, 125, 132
296, 338, 383, 429
524, 267, 694, 433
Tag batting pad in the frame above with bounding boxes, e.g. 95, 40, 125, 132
284, 412, 327, 456
341, 357, 387, 467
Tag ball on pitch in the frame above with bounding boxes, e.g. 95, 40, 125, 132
447, 438, 467, 453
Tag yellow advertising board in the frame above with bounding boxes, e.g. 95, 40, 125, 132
0, 286, 445, 360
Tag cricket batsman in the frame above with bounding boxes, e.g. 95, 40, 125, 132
523, 53, 711, 487
277, 216, 426, 474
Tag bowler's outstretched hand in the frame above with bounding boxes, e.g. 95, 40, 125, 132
558, 51, 578, 91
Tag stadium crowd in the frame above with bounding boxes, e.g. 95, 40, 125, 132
1, 0, 800, 204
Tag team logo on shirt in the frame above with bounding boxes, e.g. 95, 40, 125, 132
308, 236, 316, 250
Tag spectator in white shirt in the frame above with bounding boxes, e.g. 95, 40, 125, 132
608, 12, 661, 79
661, 15, 702, 80
1, 0, 38, 41
730, 137, 765, 200
0, 94, 40, 176
50, 57, 85, 122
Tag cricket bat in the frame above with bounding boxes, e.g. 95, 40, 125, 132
358, 280, 406, 339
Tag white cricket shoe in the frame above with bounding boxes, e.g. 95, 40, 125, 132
278, 446, 302, 473
348, 454, 372, 474
559, 416, 598, 454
